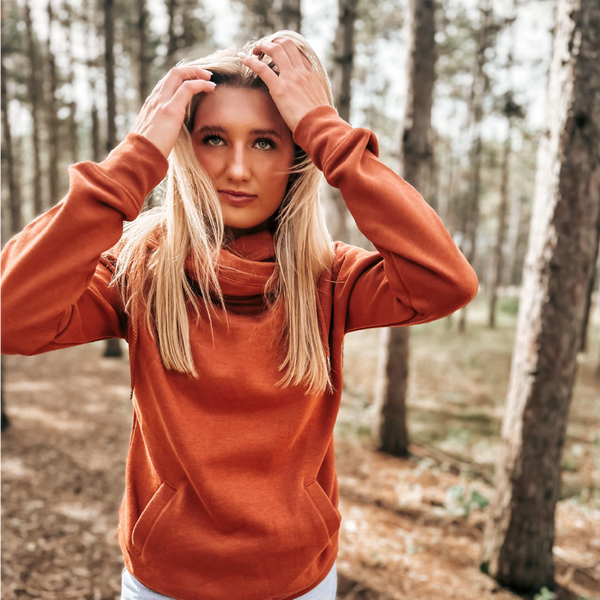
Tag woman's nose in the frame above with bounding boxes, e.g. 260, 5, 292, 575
225, 145, 251, 180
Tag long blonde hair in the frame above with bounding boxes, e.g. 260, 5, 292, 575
108, 30, 337, 397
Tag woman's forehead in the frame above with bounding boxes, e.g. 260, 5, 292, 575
192, 86, 290, 135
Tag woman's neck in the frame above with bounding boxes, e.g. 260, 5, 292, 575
224, 214, 276, 241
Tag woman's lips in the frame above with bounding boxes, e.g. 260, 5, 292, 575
220, 191, 256, 206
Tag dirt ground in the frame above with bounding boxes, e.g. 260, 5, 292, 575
2, 303, 600, 599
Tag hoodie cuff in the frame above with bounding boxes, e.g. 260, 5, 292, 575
292, 105, 380, 173
93, 132, 170, 217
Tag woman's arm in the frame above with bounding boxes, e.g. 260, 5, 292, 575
292, 104, 479, 336
0, 133, 169, 355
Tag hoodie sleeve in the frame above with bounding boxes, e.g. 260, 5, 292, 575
1, 132, 169, 356
292, 104, 479, 336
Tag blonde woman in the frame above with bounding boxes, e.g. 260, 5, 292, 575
1, 30, 478, 600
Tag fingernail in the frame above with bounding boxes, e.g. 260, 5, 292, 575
236, 51, 246, 58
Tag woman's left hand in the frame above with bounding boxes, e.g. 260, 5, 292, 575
237, 39, 331, 135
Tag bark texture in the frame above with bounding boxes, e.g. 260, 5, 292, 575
1, 53, 21, 433
46, 0, 60, 208
480, 0, 600, 590
329, 0, 359, 244
103, 0, 123, 359
372, 0, 436, 457
24, 0, 44, 217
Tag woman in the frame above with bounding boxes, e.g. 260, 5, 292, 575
0, 30, 478, 600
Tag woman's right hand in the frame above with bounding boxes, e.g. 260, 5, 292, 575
131, 65, 216, 159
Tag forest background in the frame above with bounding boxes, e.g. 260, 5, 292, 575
1, 0, 599, 598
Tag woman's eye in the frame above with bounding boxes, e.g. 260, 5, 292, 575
202, 134, 222, 146
256, 138, 276, 150
200, 134, 276, 150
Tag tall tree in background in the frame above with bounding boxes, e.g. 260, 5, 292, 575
46, 0, 60, 208
274, 0, 301, 32
480, 0, 600, 590
83, 0, 102, 162
232, 0, 301, 47
136, 0, 157, 207
488, 0, 523, 328
165, 0, 211, 70
166, 0, 179, 67
104, 0, 116, 157
457, 0, 492, 333
62, 0, 80, 165
371, 0, 437, 456
2, 0, 27, 432
432, 5, 474, 257
137, 0, 151, 107
328, 0, 359, 244
103, 0, 122, 358
1, 60, 21, 239
234, 0, 277, 40
23, 0, 45, 217
1, 55, 18, 434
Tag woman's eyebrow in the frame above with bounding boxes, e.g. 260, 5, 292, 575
194, 124, 283, 140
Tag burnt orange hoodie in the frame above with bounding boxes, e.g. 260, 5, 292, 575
1, 104, 479, 600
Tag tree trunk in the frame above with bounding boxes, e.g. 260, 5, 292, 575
489, 0, 519, 328
579, 255, 599, 352
23, 0, 44, 217
458, 0, 491, 333
166, 0, 178, 69
275, 0, 301, 33
137, 0, 160, 208
1, 54, 22, 433
329, 0, 358, 244
63, 1, 80, 165
1, 356, 8, 432
103, 0, 123, 359
46, 0, 60, 208
137, 0, 150, 111
480, 0, 600, 591
104, 0, 116, 156
83, 0, 102, 163
372, 0, 436, 457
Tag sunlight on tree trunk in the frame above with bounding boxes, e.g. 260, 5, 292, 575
480, 0, 600, 590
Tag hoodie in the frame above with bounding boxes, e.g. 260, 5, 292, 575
1, 104, 479, 600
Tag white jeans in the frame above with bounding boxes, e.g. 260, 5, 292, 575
120, 561, 338, 600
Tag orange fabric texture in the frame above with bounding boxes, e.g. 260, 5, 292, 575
1, 104, 478, 600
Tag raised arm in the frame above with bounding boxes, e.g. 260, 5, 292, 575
292, 104, 479, 336
1, 64, 215, 355
0, 133, 169, 355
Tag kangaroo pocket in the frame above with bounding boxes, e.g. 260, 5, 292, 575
124, 478, 341, 596
303, 479, 342, 540
130, 480, 178, 557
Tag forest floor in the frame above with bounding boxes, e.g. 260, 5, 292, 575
2, 295, 599, 599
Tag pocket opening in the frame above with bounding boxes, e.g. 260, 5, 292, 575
131, 480, 178, 556
304, 479, 341, 539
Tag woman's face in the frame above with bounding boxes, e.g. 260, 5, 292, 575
191, 86, 296, 240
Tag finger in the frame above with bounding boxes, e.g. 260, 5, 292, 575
272, 37, 311, 71
161, 65, 213, 99
167, 79, 216, 114
237, 53, 280, 89
251, 40, 294, 72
